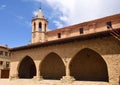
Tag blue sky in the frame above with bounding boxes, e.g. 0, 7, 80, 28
0, 0, 120, 48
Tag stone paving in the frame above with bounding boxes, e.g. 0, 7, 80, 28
0, 79, 110, 85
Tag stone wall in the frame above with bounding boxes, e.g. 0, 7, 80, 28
10, 36, 120, 85
47, 14, 120, 42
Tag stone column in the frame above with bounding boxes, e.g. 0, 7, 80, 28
66, 61, 70, 76
0, 69, 1, 78
103, 54, 120, 85
61, 58, 75, 83
9, 62, 19, 80
33, 61, 43, 81
9, 70, 19, 80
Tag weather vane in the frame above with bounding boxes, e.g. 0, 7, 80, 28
39, 1, 42, 9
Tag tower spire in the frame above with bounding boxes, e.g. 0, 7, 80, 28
32, 3, 48, 43
37, 5, 44, 18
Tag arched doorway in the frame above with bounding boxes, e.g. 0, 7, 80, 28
40, 52, 65, 80
18, 56, 36, 78
70, 48, 108, 81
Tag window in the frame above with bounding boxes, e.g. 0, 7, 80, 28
39, 22, 42, 32
45, 24, 47, 32
106, 21, 112, 29
34, 22, 36, 32
0, 51, 3, 55
6, 62, 10, 68
0, 61, 3, 65
80, 28, 84, 34
58, 33, 61, 38
5, 52, 8, 56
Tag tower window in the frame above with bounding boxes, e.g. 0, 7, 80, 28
45, 24, 47, 32
39, 22, 42, 32
106, 21, 112, 29
34, 22, 36, 32
58, 33, 61, 38
80, 28, 84, 34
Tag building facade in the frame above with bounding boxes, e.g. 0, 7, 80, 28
9, 9, 120, 85
31, 9, 120, 44
0, 45, 10, 78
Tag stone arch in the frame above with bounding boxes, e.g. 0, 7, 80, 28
40, 52, 65, 80
18, 56, 36, 79
69, 48, 109, 81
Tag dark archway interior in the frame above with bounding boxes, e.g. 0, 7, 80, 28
40, 53, 65, 80
70, 48, 109, 81
18, 56, 36, 79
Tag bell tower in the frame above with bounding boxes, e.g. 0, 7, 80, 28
32, 8, 48, 43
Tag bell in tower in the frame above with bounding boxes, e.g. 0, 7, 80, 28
31, 8, 48, 43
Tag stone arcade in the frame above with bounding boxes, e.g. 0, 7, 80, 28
9, 9, 120, 85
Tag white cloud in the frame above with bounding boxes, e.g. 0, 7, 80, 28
60, 16, 68, 22
40, 0, 75, 25
33, 10, 38, 16
34, 0, 120, 27
0, 5, 7, 10
1, 5, 6, 8
53, 20, 63, 28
